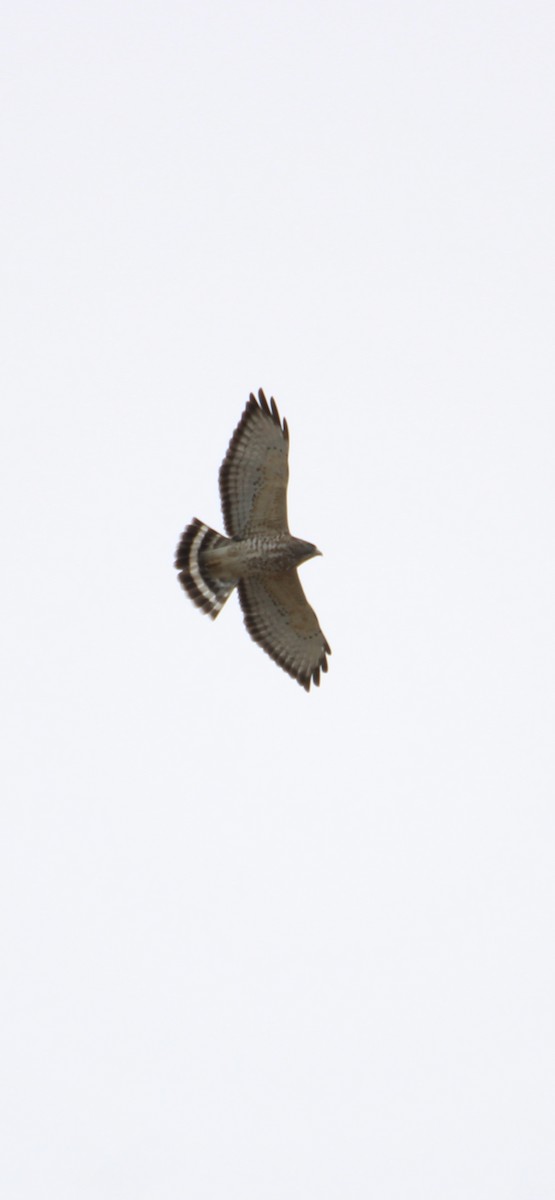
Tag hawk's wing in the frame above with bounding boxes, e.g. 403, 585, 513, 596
238, 572, 331, 691
219, 390, 290, 537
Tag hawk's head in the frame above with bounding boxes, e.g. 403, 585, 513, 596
292, 539, 322, 567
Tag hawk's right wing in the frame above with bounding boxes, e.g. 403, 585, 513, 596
238, 571, 330, 691
219, 390, 290, 537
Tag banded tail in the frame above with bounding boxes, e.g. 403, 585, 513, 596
175, 518, 235, 619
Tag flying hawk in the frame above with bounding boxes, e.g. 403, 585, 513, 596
175, 389, 330, 690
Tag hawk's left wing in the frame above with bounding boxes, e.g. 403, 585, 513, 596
238, 572, 330, 691
219, 390, 290, 537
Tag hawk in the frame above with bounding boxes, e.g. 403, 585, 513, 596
175, 389, 330, 690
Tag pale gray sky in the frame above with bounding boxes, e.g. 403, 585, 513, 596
2, 2, 555, 1197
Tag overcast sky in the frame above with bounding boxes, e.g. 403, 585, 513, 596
2, 2, 555, 1197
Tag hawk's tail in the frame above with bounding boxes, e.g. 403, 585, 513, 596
175, 518, 235, 619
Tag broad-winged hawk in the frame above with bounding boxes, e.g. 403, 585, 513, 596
175, 389, 330, 690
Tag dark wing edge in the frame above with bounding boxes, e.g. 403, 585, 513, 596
219, 388, 289, 537
238, 575, 331, 692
